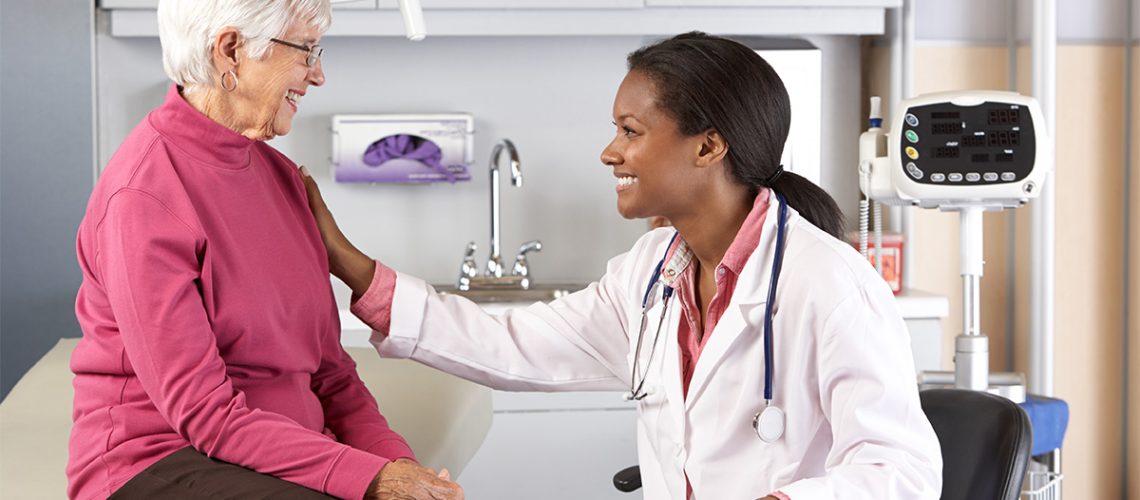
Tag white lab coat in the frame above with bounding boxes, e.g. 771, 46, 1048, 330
372, 200, 942, 500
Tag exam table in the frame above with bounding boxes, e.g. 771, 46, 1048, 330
0, 338, 492, 498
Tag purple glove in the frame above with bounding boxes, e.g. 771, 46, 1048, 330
363, 134, 454, 182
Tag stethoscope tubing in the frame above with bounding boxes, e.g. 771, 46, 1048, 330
628, 232, 680, 401
763, 193, 789, 403
628, 192, 789, 407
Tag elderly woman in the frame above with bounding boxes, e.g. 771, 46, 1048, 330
67, 1, 462, 499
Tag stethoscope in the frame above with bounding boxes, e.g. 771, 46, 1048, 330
625, 192, 790, 444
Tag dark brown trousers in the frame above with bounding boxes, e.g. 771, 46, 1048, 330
109, 447, 340, 500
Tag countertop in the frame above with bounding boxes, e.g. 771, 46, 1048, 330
339, 287, 949, 348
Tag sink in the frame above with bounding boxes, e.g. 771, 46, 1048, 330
434, 283, 588, 304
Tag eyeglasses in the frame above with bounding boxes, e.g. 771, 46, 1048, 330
269, 38, 323, 67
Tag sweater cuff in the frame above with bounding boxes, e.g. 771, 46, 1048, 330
350, 260, 397, 334
324, 447, 388, 500
362, 437, 417, 464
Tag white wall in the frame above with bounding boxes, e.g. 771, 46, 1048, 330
95, 30, 861, 305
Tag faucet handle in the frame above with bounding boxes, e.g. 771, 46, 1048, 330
516, 240, 542, 258
511, 240, 542, 289
457, 241, 479, 290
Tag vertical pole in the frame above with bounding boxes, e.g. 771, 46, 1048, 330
1030, 0, 1057, 398
900, 0, 915, 290
1121, 0, 1135, 492
888, 4, 903, 238
1004, 0, 1019, 373
956, 208, 989, 391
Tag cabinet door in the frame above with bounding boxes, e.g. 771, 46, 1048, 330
645, 0, 898, 6
333, 0, 378, 9
98, 0, 157, 7
492, 390, 631, 412
459, 410, 640, 499
98, 0, 378, 9
377, 0, 644, 8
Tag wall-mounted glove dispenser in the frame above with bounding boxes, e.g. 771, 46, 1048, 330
332, 113, 474, 183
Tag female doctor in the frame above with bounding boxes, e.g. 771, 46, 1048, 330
302, 32, 942, 500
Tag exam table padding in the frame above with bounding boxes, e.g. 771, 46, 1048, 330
0, 338, 492, 498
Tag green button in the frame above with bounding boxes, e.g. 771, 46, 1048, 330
905, 130, 919, 143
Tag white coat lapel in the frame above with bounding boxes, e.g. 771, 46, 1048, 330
685, 197, 784, 407
658, 297, 688, 431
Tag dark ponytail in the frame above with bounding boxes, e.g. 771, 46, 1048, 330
627, 32, 845, 238
767, 170, 845, 238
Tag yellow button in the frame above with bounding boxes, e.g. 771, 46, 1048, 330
905, 147, 919, 160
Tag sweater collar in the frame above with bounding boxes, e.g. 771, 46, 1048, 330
147, 84, 255, 169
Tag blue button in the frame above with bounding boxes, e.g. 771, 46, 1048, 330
905, 113, 919, 127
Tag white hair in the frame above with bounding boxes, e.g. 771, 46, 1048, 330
157, 0, 331, 90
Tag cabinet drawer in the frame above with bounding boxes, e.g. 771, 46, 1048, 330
459, 410, 639, 499
492, 390, 632, 412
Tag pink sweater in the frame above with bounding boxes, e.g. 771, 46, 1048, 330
69, 85, 413, 500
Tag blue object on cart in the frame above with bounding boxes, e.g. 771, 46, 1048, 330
1018, 394, 1068, 457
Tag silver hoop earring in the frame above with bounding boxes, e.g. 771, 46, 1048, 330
220, 70, 238, 92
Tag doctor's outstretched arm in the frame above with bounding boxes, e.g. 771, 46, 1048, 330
302, 170, 637, 392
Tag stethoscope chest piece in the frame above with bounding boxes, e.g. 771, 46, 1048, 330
753, 405, 785, 443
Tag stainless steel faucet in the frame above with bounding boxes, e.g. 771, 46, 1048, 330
486, 139, 522, 278
510, 240, 543, 289
455, 138, 543, 291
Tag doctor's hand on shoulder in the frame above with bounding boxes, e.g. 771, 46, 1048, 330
299, 166, 376, 297
367, 458, 464, 500
299, 170, 461, 500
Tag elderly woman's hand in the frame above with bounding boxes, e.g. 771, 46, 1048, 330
366, 458, 464, 500
298, 166, 375, 296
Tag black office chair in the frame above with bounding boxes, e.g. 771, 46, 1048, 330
613, 465, 641, 492
921, 388, 1032, 500
613, 388, 1032, 499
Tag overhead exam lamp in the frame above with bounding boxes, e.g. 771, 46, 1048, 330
396, 0, 426, 41
859, 90, 1052, 401
329, 0, 426, 41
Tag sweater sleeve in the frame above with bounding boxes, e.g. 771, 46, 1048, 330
310, 314, 417, 463
96, 189, 385, 500
349, 261, 398, 334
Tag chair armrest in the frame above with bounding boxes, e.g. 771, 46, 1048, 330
613, 465, 642, 492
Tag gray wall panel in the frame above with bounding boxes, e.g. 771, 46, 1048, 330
917, 0, 1130, 44
915, 0, 1011, 43
0, 0, 94, 398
